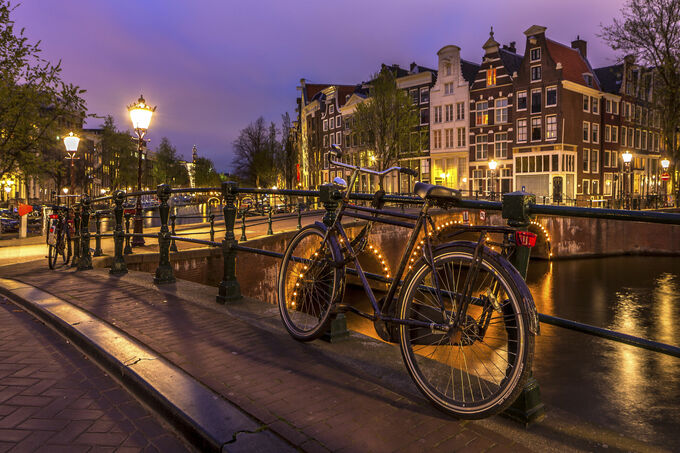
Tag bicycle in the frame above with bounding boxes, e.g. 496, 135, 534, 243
277, 144, 540, 419
47, 205, 72, 269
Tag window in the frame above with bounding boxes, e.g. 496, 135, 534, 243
592, 179, 599, 195
445, 128, 454, 148
444, 83, 454, 95
517, 91, 527, 111
628, 128, 634, 147
329, 105, 335, 114
433, 130, 442, 149
531, 90, 541, 113
592, 123, 600, 144
517, 119, 528, 142
583, 121, 590, 142
323, 135, 328, 147
583, 148, 590, 172
336, 132, 342, 146
606, 99, 612, 113
584, 74, 593, 87
621, 126, 627, 146
409, 89, 418, 105
530, 47, 541, 62
475, 101, 488, 126
433, 106, 442, 123
475, 135, 488, 160
613, 101, 619, 115
457, 127, 466, 147
612, 151, 618, 168
591, 97, 599, 114
420, 108, 429, 125
531, 117, 542, 141
456, 102, 465, 121
604, 173, 613, 195
605, 125, 611, 142
420, 87, 429, 104
329, 117, 334, 129
546, 86, 557, 106
495, 133, 507, 159
486, 67, 497, 86
445, 104, 453, 122
546, 115, 557, 140
336, 116, 342, 128
445, 63, 452, 76
495, 98, 508, 124
531, 65, 541, 82
604, 150, 611, 167
612, 126, 618, 143
591, 149, 599, 173
642, 130, 648, 150
635, 129, 641, 148
583, 95, 590, 112
323, 119, 328, 131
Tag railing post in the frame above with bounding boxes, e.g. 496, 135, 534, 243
170, 212, 178, 252
77, 195, 93, 271
154, 184, 175, 285
124, 212, 133, 255
319, 183, 348, 342
297, 202, 302, 230
209, 213, 216, 243
501, 191, 545, 426
240, 209, 247, 241
93, 210, 103, 257
70, 203, 81, 268
110, 190, 128, 275
267, 206, 273, 235
217, 181, 242, 304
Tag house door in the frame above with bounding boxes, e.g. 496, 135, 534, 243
552, 176, 563, 203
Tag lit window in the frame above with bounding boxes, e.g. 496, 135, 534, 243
486, 67, 497, 86
546, 115, 557, 140
475, 101, 488, 126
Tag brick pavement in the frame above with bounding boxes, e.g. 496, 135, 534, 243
0, 294, 191, 452
0, 265, 531, 453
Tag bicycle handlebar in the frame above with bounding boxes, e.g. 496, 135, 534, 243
327, 144, 419, 178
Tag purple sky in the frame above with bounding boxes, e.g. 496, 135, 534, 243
15, 0, 626, 172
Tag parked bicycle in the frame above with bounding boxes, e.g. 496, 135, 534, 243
277, 144, 540, 419
46, 205, 72, 269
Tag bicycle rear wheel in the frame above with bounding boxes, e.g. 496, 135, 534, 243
398, 242, 535, 419
278, 224, 344, 341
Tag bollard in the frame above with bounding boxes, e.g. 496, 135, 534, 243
170, 212, 178, 252
209, 213, 216, 244
267, 206, 273, 235
217, 181, 242, 304
501, 191, 545, 426
93, 211, 103, 257
110, 191, 128, 275
240, 209, 247, 241
77, 195, 93, 270
70, 203, 81, 268
297, 203, 302, 230
153, 184, 175, 284
123, 212, 133, 255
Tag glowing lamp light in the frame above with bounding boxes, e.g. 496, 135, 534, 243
63, 132, 80, 152
661, 158, 670, 170
488, 159, 498, 171
4, 185, 10, 193
128, 95, 156, 131
622, 151, 633, 163
439, 172, 446, 179
63, 187, 69, 194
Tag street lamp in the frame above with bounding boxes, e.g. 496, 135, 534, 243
488, 159, 498, 199
661, 158, 670, 206
63, 132, 80, 196
128, 94, 156, 247
622, 151, 633, 209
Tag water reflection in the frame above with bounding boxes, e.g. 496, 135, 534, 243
526, 256, 680, 449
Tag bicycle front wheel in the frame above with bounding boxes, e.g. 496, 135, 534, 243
398, 242, 534, 419
278, 224, 344, 341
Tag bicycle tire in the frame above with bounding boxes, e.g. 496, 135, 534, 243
63, 225, 72, 265
277, 223, 344, 341
48, 244, 58, 269
397, 241, 535, 419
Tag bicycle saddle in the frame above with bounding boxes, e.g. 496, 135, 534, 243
414, 182, 462, 202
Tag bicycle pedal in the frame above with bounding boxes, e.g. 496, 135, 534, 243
335, 303, 351, 312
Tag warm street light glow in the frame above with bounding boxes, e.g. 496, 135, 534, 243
488, 159, 498, 171
622, 151, 633, 163
63, 187, 69, 194
661, 158, 670, 169
63, 132, 80, 152
128, 94, 156, 131
4, 185, 10, 193
272, 186, 278, 190
439, 172, 446, 179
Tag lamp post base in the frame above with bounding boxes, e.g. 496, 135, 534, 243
132, 214, 145, 247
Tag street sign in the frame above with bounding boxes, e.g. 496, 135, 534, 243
479, 210, 486, 221
661, 172, 670, 181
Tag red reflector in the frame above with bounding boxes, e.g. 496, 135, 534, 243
515, 231, 537, 248
49, 214, 59, 219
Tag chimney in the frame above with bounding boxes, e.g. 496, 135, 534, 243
502, 41, 517, 53
571, 35, 587, 58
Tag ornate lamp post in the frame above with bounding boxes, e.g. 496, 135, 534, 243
63, 132, 80, 195
488, 159, 498, 199
622, 151, 633, 209
661, 158, 670, 206
128, 95, 156, 247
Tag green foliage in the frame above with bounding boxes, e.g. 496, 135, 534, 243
0, 0, 87, 180
352, 66, 417, 175
152, 137, 189, 186
232, 117, 281, 187
194, 156, 221, 187
100, 116, 137, 190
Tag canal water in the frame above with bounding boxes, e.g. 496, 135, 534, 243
526, 256, 680, 449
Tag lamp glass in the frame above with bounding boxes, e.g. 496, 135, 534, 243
63, 188, 69, 194
488, 160, 498, 171
128, 96, 155, 130
63, 132, 80, 152
661, 158, 670, 169
622, 151, 633, 163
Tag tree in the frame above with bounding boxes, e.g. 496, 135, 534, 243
232, 117, 281, 187
194, 156, 221, 187
352, 66, 417, 187
0, 0, 86, 181
601, 0, 680, 203
152, 137, 189, 186
100, 116, 137, 190
279, 112, 298, 189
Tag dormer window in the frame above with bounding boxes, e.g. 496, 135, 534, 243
329, 105, 335, 114
445, 63, 452, 76
530, 47, 541, 62
583, 73, 593, 87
